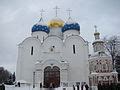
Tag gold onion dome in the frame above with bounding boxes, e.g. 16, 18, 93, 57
48, 17, 64, 28
94, 32, 100, 35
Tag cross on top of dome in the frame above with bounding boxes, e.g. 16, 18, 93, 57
39, 9, 45, 22
40, 9, 45, 18
67, 8, 72, 19
54, 6, 60, 17
94, 25, 98, 33
94, 25, 100, 39
94, 25, 100, 34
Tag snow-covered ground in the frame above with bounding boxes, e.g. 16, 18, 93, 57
5, 85, 74, 90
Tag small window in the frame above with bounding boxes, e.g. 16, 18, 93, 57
103, 64, 106, 70
73, 45, 76, 54
31, 46, 33, 55
50, 46, 55, 52
52, 46, 55, 48
43, 36, 44, 41
37, 35, 38, 39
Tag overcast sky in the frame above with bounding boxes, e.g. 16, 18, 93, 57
0, 0, 120, 73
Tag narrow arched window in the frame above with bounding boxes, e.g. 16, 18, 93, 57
37, 35, 38, 39
73, 45, 76, 54
31, 46, 33, 55
43, 36, 44, 41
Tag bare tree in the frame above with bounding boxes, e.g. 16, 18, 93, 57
0, 67, 14, 84
104, 36, 120, 69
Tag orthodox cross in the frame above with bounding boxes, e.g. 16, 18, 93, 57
94, 25, 98, 32
67, 8, 72, 19
54, 6, 60, 17
40, 9, 45, 18
39, 9, 45, 21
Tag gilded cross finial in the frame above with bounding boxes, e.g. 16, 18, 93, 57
54, 6, 60, 17
94, 25, 97, 33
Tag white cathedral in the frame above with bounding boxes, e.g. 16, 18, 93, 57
16, 8, 118, 88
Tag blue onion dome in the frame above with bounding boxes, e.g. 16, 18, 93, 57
32, 18, 50, 33
62, 18, 80, 32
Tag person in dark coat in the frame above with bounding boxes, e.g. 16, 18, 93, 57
40, 83, 42, 88
81, 84, 84, 90
0, 84, 1, 90
18, 82, 20, 87
52, 83, 55, 88
77, 84, 79, 90
73, 85, 75, 90
85, 84, 89, 90
1, 83, 5, 90
98, 83, 102, 90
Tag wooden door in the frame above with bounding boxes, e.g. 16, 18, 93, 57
44, 66, 60, 88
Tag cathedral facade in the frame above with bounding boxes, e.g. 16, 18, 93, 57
16, 9, 118, 88
16, 15, 89, 87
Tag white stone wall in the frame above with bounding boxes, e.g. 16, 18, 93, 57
63, 30, 80, 40
16, 29, 89, 86
16, 37, 41, 83
49, 27, 63, 39
31, 31, 48, 43
63, 35, 89, 84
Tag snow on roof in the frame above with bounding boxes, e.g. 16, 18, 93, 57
91, 72, 98, 75
89, 51, 111, 59
92, 39, 104, 44
17, 80, 27, 83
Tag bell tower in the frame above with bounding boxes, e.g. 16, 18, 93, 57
92, 25, 105, 52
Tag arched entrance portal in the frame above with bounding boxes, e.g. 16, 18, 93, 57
44, 66, 60, 88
